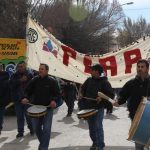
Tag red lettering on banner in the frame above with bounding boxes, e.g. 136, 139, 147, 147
83, 56, 92, 73
124, 49, 142, 73
61, 45, 77, 66
99, 56, 117, 76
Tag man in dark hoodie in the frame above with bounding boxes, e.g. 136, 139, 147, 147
113, 59, 150, 150
0, 64, 10, 135
10, 61, 34, 138
79, 64, 115, 150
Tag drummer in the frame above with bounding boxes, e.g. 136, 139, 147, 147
21, 63, 60, 150
113, 59, 150, 150
78, 64, 114, 150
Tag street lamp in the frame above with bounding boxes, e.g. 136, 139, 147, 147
107, 2, 134, 52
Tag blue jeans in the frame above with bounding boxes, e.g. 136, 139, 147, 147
0, 106, 5, 131
87, 108, 105, 150
15, 103, 33, 134
32, 109, 53, 150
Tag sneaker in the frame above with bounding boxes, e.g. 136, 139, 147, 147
90, 147, 96, 150
16, 133, 24, 138
90, 144, 97, 150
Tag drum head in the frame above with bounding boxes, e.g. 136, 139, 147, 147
27, 105, 47, 118
27, 105, 47, 114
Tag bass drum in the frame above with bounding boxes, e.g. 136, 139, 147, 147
128, 98, 150, 148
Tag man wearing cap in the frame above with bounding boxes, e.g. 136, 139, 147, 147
79, 64, 115, 150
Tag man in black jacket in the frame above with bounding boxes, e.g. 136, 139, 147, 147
0, 64, 10, 135
10, 61, 34, 138
79, 64, 115, 150
113, 59, 150, 150
21, 63, 60, 150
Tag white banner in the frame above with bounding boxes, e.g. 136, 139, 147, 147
26, 16, 150, 88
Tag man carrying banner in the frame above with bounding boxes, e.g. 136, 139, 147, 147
113, 59, 150, 150
21, 63, 60, 150
78, 64, 114, 150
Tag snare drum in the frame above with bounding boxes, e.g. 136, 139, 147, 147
128, 98, 150, 148
77, 109, 98, 119
27, 105, 47, 118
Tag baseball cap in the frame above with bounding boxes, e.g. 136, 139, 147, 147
91, 64, 104, 74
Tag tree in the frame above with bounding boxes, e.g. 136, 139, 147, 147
117, 16, 150, 47
0, 0, 125, 54
0, 0, 28, 38
34, 0, 125, 54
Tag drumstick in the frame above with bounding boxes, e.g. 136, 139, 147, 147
98, 92, 114, 103
82, 97, 97, 101
5, 102, 14, 110
27, 103, 34, 106
74, 83, 97, 101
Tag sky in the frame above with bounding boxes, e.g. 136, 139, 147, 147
119, 0, 150, 23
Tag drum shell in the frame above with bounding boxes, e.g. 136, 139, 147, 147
128, 100, 150, 147
77, 109, 98, 119
27, 111, 47, 118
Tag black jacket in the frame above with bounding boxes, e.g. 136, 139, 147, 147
62, 82, 76, 101
80, 76, 115, 109
0, 71, 10, 106
10, 70, 33, 102
24, 75, 60, 106
118, 75, 150, 120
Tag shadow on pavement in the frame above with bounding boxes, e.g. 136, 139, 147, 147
0, 137, 8, 143
0, 136, 33, 150
3, 116, 17, 131
73, 119, 88, 130
50, 146, 134, 150
104, 113, 120, 120
0, 132, 62, 150
105, 146, 134, 150
51, 132, 62, 139
24, 131, 61, 139
57, 116, 75, 124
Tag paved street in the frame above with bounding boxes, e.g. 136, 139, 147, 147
0, 102, 134, 150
